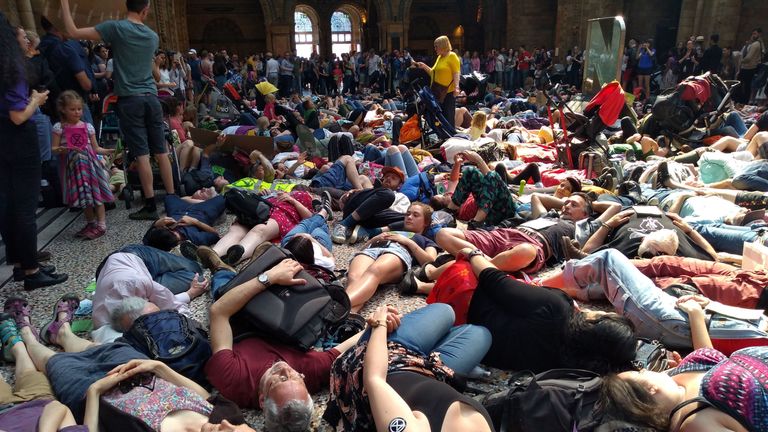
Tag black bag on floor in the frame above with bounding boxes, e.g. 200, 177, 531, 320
480, 369, 603, 432
214, 244, 351, 350
120, 310, 212, 386
224, 188, 272, 227
633, 338, 670, 372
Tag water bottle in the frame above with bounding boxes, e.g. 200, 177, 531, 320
518, 180, 526, 195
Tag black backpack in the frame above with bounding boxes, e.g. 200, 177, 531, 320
120, 310, 212, 386
480, 369, 604, 432
182, 169, 215, 195
224, 188, 272, 227
652, 89, 695, 135
215, 244, 351, 350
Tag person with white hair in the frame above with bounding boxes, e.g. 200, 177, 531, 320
91, 244, 213, 343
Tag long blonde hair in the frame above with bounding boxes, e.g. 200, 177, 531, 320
469, 111, 487, 140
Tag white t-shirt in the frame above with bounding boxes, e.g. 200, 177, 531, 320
368, 55, 381, 74
266, 58, 280, 75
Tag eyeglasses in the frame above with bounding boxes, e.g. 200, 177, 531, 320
118, 373, 155, 394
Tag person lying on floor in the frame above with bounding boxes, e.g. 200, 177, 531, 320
206, 258, 362, 428
309, 154, 373, 192
194, 190, 318, 265
422, 247, 638, 374
91, 244, 210, 343
325, 303, 493, 431
538, 248, 768, 349
143, 192, 226, 252
1, 295, 251, 431
331, 166, 410, 244
345, 202, 439, 312
436, 192, 593, 273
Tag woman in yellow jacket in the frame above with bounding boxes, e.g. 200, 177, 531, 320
415, 35, 461, 128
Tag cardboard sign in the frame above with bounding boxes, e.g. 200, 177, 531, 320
40, 1, 126, 32
188, 128, 274, 159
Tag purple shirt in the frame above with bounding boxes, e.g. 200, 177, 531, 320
0, 79, 29, 118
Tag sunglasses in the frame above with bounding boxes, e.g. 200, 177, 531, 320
118, 373, 156, 394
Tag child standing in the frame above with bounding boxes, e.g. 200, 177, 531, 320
51, 91, 114, 239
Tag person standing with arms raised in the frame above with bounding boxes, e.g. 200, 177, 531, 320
415, 35, 461, 129
59, 0, 176, 220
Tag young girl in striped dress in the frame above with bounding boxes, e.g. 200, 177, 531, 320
51, 91, 114, 239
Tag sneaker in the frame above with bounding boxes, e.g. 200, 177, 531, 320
467, 220, 493, 231
3, 296, 36, 338
179, 240, 199, 262
222, 245, 245, 266
197, 246, 235, 273
82, 226, 106, 240
348, 225, 369, 244
128, 206, 159, 221
0, 314, 21, 363
40, 294, 80, 346
13, 264, 55, 282
331, 223, 350, 244
24, 270, 68, 291
321, 191, 334, 221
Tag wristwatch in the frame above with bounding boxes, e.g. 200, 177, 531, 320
467, 249, 485, 260
257, 272, 271, 287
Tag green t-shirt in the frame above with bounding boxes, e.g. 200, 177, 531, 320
95, 20, 158, 96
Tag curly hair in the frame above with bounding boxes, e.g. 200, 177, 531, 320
0, 13, 24, 96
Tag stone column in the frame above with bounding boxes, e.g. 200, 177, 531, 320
2, 0, 22, 27
268, 22, 293, 55
318, 13, 332, 57
16, 0, 36, 30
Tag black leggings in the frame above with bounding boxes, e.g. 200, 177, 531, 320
0, 118, 42, 269
343, 188, 403, 228
496, 163, 542, 185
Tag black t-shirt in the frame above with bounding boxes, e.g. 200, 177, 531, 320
598, 212, 712, 260
467, 268, 574, 372
535, 219, 576, 262
374, 231, 438, 265
388, 372, 493, 431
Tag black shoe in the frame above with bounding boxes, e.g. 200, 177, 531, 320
104, 202, 117, 211
179, 241, 199, 262
560, 236, 587, 261
467, 220, 493, 231
13, 265, 56, 281
321, 190, 334, 221
128, 206, 159, 220
24, 271, 68, 290
222, 245, 245, 266
397, 269, 418, 295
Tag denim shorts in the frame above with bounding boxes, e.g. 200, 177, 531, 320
356, 242, 412, 270
117, 95, 166, 156
310, 161, 353, 190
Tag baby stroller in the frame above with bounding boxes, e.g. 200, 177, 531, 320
458, 71, 488, 106
642, 72, 739, 150
116, 109, 184, 208
401, 67, 456, 148
198, 77, 256, 128
97, 94, 121, 148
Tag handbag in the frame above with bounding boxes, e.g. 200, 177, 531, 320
632, 338, 669, 372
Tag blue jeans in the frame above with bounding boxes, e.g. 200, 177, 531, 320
310, 160, 354, 190
362, 145, 420, 178
733, 161, 768, 192
281, 214, 332, 251
33, 109, 52, 161
119, 245, 203, 295
691, 223, 760, 255
388, 303, 491, 375
211, 269, 236, 298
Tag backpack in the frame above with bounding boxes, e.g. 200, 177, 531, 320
652, 88, 695, 135
214, 244, 351, 350
120, 310, 212, 386
182, 169, 214, 195
224, 188, 272, 227
480, 369, 604, 432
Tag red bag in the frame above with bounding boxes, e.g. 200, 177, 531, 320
426, 259, 478, 325
457, 194, 478, 221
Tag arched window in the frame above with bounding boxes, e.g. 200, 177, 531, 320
295, 11, 314, 58
331, 11, 354, 57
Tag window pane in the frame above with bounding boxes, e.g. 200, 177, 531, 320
295, 11, 313, 33
331, 11, 352, 32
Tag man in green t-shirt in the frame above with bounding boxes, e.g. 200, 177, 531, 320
60, 0, 175, 220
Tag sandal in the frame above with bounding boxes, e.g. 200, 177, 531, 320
3, 296, 36, 338
40, 294, 80, 346
0, 314, 21, 363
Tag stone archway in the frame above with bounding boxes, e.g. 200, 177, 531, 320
187, 0, 267, 55
295, 4, 321, 57
331, 4, 365, 57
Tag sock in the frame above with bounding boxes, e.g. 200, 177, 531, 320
365, 227, 382, 237
145, 196, 156, 210
97, 221, 107, 230
340, 214, 356, 229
